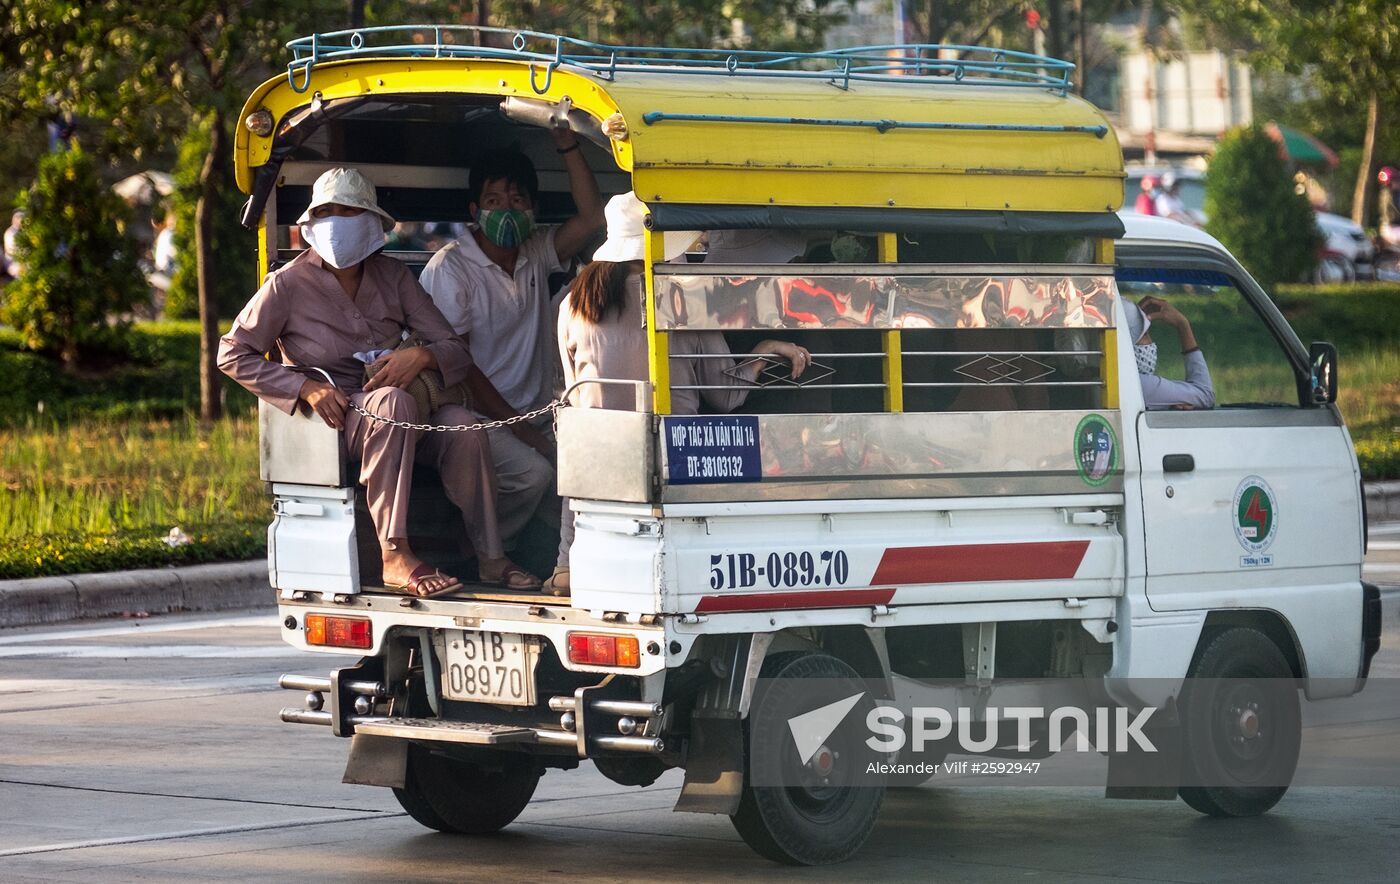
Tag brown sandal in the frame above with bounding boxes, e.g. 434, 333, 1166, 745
387, 563, 461, 598
480, 562, 541, 591
542, 565, 570, 597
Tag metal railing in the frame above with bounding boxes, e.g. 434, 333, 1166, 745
284, 25, 1076, 95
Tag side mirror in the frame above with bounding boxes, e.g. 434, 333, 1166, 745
1309, 341, 1338, 404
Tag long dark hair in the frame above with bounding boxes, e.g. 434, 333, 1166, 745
569, 260, 633, 324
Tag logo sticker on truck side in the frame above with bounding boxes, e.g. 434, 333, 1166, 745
1233, 475, 1278, 567
1073, 414, 1118, 486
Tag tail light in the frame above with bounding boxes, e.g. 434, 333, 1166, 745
567, 632, 640, 667
304, 614, 372, 649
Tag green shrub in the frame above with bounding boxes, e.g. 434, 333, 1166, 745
2, 147, 149, 365
0, 320, 256, 427
0, 522, 266, 580
1205, 125, 1322, 291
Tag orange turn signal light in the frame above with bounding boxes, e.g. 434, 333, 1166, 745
566, 632, 640, 668
305, 614, 372, 649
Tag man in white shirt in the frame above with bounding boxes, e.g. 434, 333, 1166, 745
420, 128, 604, 547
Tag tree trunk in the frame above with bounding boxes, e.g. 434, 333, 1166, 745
1074, 0, 1087, 95
196, 111, 229, 423
1352, 92, 1381, 227
1046, 0, 1066, 62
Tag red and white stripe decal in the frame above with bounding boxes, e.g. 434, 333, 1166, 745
870, 540, 1090, 585
694, 587, 896, 614
690, 540, 1090, 613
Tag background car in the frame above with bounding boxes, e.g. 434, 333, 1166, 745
1123, 165, 1375, 283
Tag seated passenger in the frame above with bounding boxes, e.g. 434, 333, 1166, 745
1124, 296, 1215, 410
218, 168, 537, 596
546, 192, 811, 594
419, 133, 604, 547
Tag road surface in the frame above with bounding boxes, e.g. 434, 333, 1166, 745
0, 525, 1396, 882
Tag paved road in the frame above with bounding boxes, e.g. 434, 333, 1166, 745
0, 528, 1397, 882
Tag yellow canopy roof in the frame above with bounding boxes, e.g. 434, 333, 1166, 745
235, 56, 1124, 215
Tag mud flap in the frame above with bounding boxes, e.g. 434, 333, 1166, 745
1105, 721, 1181, 800
674, 716, 745, 814
342, 734, 408, 788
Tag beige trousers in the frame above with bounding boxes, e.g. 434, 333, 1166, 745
343, 387, 504, 561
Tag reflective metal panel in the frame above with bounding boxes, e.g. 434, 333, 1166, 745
557, 408, 656, 503
657, 410, 1124, 502
652, 267, 1116, 331
259, 399, 345, 487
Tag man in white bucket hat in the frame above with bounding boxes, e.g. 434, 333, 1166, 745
219, 167, 540, 596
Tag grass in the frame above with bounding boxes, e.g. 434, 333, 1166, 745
0, 413, 267, 579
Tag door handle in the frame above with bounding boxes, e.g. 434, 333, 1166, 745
1163, 454, 1195, 473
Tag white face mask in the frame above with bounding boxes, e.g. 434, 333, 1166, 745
300, 213, 385, 269
1135, 342, 1158, 375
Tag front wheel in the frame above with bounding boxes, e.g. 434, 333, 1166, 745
1178, 627, 1300, 817
393, 744, 540, 834
731, 652, 885, 865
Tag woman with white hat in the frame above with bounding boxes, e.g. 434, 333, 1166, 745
544, 192, 811, 594
219, 167, 539, 596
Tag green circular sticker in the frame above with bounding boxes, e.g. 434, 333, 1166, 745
1233, 476, 1278, 553
1073, 414, 1118, 486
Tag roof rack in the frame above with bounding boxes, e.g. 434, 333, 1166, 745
284, 25, 1075, 96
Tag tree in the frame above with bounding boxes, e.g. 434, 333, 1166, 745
1204, 124, 1320, 291
3, 0, 342, 421
1174, 0, 1400, 227
2, 147, 148, 367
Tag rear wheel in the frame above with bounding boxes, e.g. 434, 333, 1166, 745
731, 652, 884, 865
393, 744, 540, 834
1178, 627, 1300, 817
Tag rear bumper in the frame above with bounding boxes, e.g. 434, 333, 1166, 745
277, 671, 665, 756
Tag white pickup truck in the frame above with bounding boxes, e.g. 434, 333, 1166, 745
236, 30, 1380, 865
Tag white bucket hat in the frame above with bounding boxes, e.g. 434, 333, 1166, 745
1123, 299, 1152, 344
704, 228, 809, 265
296, 167, 396, 232
592, 192, 699, 263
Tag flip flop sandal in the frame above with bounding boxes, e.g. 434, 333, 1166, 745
481, 563, 542, 591
388, 563, 461, 598
542, 566, 570, 597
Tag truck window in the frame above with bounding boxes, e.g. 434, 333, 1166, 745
1116, 267, 1301, 408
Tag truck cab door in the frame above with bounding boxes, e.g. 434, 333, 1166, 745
1118, 259, 1363, 683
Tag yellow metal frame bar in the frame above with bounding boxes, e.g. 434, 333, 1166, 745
1096, 237, 1119, 408
643, 229, 671, 414
878, 232, 903, 413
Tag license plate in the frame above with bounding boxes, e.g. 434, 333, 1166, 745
441, 630, 537, 706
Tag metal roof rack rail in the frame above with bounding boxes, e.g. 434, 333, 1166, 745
284, 25, 1076, 96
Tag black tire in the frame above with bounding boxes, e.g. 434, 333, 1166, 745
731, 652, 884, 865
1178, 627, 1300, 818
393, 744, 541, 834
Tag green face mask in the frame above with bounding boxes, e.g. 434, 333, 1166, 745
476, 208, 535, 248
830, 233, 869, 263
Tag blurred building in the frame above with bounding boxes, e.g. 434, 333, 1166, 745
821, 4, 1253, 164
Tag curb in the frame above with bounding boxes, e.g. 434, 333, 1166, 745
1365, 480, 1400, 524
0, 560, 274, 629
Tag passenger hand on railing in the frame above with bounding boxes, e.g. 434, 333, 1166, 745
363, 346, 434, 392
300, 379, 349, 430
752, 340, 811, 380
